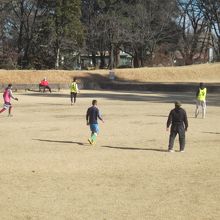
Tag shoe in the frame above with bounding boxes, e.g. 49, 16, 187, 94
88, 138, 93, 145
168, 149, 174, 152
180, 150, 185, 153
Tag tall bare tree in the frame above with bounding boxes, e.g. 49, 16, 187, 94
198, 0, 220, 60
176, 0, 211, 65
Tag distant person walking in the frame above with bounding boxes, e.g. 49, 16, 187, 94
195, 82, 207, 118
166, 101, 188, 152
86, 100, 104, 145
70, 78, 79, 105
39, 77, 51, 93
0, 84, 18, 116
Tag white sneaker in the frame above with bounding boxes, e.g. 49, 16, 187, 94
180, 150, 185, 153
168, 149, 174, 152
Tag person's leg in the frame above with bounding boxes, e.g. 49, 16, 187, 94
88, 132, 96, 144
8, 106, 12, 116
88, 124, 99, 145
45, 86, 51, 93
195, 100, 200, 118
0, 103, 8, 114
201, 100, 206, 118
74, 93, 77, 103
70, 92, 73, 105
0, 108, 6, 113
168, 127, 177, 151
91, 132, 97, 142
178, 125, 185, 152
48, 86, 51, 93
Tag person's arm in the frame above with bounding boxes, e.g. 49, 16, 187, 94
183, 111, 188, 131
196, 88, 199, 97
76, 83, 79, 93
86, 109, 90, 125
9, 90, 18, 101
98, 110, 104, 123
166, 111, 172, 131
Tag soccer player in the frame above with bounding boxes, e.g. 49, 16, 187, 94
0, 84, 18, 116
166, 101, 188, 152
86, 100, 104, 145
195, 82, 207, 118
70, 78, 79, 105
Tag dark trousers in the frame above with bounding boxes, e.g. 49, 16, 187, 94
168, 124, 185, 151
70, 92, 77, 103
39, 85, 51, 93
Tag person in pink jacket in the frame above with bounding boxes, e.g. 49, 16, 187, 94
39, 77, 51, 93
0, 84, 18, 116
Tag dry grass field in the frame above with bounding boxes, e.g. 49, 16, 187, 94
0, 89, 220, 220
0, 63, 220, 84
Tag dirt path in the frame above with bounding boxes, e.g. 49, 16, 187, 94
0, 90, 219, 220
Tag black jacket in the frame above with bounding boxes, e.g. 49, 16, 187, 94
167, 107, 188, 129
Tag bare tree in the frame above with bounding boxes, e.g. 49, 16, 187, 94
198, 0, 220, 60
119, 0, 178, 67
176, 0, 211, 65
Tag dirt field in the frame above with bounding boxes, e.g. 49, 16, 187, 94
0, 90, 219, 220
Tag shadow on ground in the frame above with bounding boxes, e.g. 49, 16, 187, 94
202, 132, 220, 135
33, 139, 86, 146
101, 145, 168, 152
23, 90, 220, 106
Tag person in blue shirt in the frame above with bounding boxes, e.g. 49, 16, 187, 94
86, 100, 104, 145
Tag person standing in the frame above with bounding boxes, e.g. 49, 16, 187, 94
195, 82, 207, 118
86, 100, 104, 145
39, 77, 51, 93
0, 84, 18, 116
70, 78, 79, 105
166, 101, 188, 152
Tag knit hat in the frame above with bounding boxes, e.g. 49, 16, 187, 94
175, 101, 182, 107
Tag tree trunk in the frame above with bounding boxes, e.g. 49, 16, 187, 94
133, 50, 139, 68
91, 52, 96, 67
110, 44, 114, 69
217, 38, 220, 61
55, 47, 60, 69
100, 51, 106, 69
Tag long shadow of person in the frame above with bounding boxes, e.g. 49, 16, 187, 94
101, 145, 167, 152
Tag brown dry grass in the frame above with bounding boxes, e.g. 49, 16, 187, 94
0, 90, 219, 219
0, 63, 220, 84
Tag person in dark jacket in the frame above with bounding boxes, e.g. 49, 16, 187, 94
166, 101, 188, 152
86, 100, 104, 145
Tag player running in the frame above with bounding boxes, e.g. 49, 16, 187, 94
86, 100, 104, 145
0, 84, 18, 116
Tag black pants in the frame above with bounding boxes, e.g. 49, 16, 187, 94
39, 85, 51, 93
168, 124, 185, 151
70, 92, 77, 103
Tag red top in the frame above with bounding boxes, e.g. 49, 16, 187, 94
40, 80, 49, 86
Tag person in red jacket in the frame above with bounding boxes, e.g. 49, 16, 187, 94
39, 77, 51, 93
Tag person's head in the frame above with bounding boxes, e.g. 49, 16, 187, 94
174, 100, 181, 108
43, 77, 47, 81
73, 77, 76, 82
199, 82, 204, 88
92, 100, 97, 106
8, 84, 12, 89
